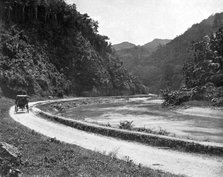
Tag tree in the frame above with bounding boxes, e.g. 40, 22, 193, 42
184, 27, 223, 88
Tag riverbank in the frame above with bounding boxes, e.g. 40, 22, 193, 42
39, 96, 223, 144
10, 99, 223, 177
0, 96, 182, 176
36, 96, 223, 156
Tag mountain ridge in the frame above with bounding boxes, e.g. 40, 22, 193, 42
142, 38, 171, 51
114, 12, 223, 93
112, 42, 136, 51
112, 38, 171, 52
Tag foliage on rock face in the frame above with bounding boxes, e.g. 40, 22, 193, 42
162, 28, 223, 106
184, 28, 223, 88
183, 28, 223, 106
0, 26, 69, 97
0, 0, 146, 97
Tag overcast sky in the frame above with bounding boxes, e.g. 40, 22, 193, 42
65, 0, 223, 45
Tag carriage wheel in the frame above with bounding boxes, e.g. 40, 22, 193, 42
26, 105, 29, 113
15, 106, 18, 113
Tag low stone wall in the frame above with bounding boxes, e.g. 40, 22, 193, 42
34, 103, 223, 156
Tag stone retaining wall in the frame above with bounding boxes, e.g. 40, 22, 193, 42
33, 103, 223, 156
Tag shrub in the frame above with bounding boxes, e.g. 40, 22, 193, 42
57, 90, 64, 98
119, 121, 134, 130
53, 104, 65, 113
211, 97, 223, 106
161, 88, 191, 106
158, 127, 170, 136
161, 86, 215, 106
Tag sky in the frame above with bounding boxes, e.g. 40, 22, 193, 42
65, 0, 223, 45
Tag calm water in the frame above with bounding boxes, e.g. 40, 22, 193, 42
63, 96, 223, 143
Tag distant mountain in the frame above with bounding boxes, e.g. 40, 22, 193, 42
112, 42, 136, 51
112, 39, 170, 53
114, 12, 223, 93
142, 12, 223, 92
114, 46, 150, 73
142, 39, 171, 53
114, 38, 171, 84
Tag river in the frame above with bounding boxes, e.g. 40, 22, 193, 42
61, 95, 223, 143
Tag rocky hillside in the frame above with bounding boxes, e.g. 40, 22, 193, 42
114, 13, 223, 93
0, 0, 147, 98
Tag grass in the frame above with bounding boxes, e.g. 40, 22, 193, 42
134, 126, 170, 136
0, 97, 182, 177
181, 100, 212, 107
118, 121, 170, 136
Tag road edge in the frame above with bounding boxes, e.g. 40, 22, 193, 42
33, 100, 223, 156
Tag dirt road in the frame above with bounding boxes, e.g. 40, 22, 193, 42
9, 100, 223, 177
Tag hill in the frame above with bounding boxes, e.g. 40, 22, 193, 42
114, 46, 151, 74
144, 12, 223, 92
162, 27, 223, 106
142, 38, 171, 53
114, 39, 171, 86
115, 12, 223, 93
112, 42, 136, 51
0, 0, 147, 98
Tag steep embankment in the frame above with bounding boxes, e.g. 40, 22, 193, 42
0, 0, 146, 98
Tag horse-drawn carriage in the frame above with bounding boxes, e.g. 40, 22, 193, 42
15, 95, 29, 113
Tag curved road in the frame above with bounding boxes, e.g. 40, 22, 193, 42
9, 100, 223, 177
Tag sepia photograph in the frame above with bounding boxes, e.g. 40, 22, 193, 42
0, 0, 223, 176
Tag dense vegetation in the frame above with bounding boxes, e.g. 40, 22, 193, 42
0, 0, 147, 98
114, 13, 223, 93
162, 27, 223, 106
113, 39, 170, 87
114, 46, 151, 76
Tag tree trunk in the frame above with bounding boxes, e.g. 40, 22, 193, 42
7, 7, 11, 21
35, 6, 37, 20
22, 6, 25, 22
44, 9, 47, 23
